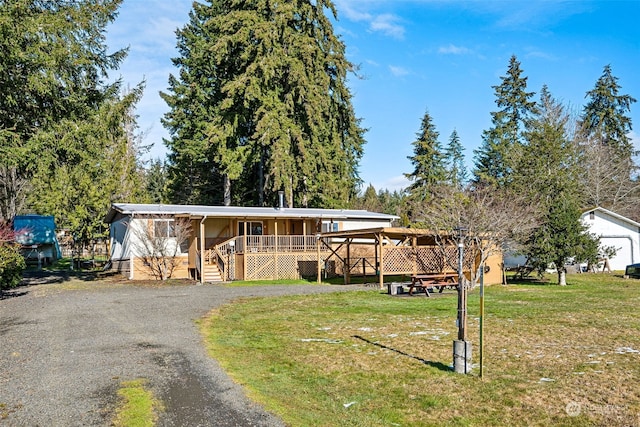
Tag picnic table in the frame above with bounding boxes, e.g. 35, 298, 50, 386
408, 273, 459, 297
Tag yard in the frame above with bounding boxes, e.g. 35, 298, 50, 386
201, 274, 640, 426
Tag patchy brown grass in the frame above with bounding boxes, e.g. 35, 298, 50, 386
202, 273, 640, 426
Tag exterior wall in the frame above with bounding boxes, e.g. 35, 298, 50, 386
130, 256, 190, 280
581, 209, 640, 271
203, 217, 233, 247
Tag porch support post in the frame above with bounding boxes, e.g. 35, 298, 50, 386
317, 235, 321, 284
412, 236, 417, 275
274, 220, 279, 280
243, 220, 247, 280
345, 238, 351, 285
199, 218, 205, 284
378, 232, 384, 290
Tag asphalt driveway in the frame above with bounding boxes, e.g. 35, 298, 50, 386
0, 275, 362, 426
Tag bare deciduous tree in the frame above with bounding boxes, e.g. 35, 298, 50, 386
415, 186, 539, 287
129, 216, 192, 280
577, 138, 640, 221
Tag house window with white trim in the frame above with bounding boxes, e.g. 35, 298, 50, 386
322, 221, 339, 232
153, 219, 175, 238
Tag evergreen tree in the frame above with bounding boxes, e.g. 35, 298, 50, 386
404, 109, 446, 202
525, 197, 599, 286
0, 0, 128, 222
145, 159, 169, 204
473, 55, 537, 187
514, 86, 599, 284
577, 65, 639, 217
514, 86, 579, 205
580, 65, 636, 157
162, 0, 365, 208
443, 129, 467, 188
27, 87, 147, 244
353, 184, 382, 212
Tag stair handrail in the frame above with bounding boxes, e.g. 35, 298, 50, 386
211, 236, 242, 281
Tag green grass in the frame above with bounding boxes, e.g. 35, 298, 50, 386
201, 273, 640, 426
112, 379, 161, 427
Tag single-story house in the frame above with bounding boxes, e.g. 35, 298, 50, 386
105, 203, 504, 285
581, 207, 640, 271
13, 215, 62, 265
105, 203, 399, 282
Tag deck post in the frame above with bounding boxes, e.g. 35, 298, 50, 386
378, 232, 384, 289
199, 218, 205, 284
316, 235, 321, 284
274, 220, 278, 279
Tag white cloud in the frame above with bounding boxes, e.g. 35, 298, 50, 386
379, 175, 410, 193
389, 65, 410, 77
370, 14, 405, 39
334, 1, 405, 39
438, 44, 471, 55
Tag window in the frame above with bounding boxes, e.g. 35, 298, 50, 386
322, 222, 339, 232
153, 219, 175, 238
238, 221, 263, 236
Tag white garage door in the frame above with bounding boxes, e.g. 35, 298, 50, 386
600, 237, 633, 271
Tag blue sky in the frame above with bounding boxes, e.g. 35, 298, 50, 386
106, 0, 640, 193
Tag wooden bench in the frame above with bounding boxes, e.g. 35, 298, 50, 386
409, 274, 459, 297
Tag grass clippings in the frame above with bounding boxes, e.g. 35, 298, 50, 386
201, 273, 640, 426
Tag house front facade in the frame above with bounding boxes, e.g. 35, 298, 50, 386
105, 203, 399, 282
581, 207, 640, 271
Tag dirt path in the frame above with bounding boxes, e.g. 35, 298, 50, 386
0, 276, 363, 426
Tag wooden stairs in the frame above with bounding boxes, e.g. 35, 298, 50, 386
202, 264, 223, 283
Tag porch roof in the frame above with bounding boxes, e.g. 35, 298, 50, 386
319, 227, 439, 240
105, 203, 399, 223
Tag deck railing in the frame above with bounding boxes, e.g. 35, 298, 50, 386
206, 235, 328, 281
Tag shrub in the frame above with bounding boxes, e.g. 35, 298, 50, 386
0, 244, 26, 290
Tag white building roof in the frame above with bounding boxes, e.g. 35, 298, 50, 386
105, 203, 399, 223
582, 206, 640, 228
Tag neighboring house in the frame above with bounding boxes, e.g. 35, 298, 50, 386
13, 215, 62, 265
105, 203, 399, 282
581, 207, 640, 271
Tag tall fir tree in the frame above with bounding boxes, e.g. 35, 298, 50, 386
0, 0, 130, 222
162, 0, 365, 208
473, 55, 537, 188
404, 109, 446, 203
580, 64, 636, 157
443, 129, 467, 188
578, 65, 639, 217
514, 85, 579, 205
0, 0, 145, 245
513, 86, 599, 283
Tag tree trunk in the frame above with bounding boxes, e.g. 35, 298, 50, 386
557, 268, 567, 286
258, 149, 264, 206
223, 174, 231, 206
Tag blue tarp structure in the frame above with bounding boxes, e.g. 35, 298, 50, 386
13, 215, 62, 260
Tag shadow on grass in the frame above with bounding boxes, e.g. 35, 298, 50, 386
353, 335, 451, 372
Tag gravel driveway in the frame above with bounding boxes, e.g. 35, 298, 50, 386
0, 274, 364, 426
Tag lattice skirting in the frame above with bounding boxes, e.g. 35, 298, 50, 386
241, 245, 476, 280
332, 245, 475, 276
243, 252, 329, 280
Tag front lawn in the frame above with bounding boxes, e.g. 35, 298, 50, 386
201, 273, 640, 426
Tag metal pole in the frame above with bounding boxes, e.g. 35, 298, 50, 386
457, 240, 465, 341
479, 263, 485, 378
